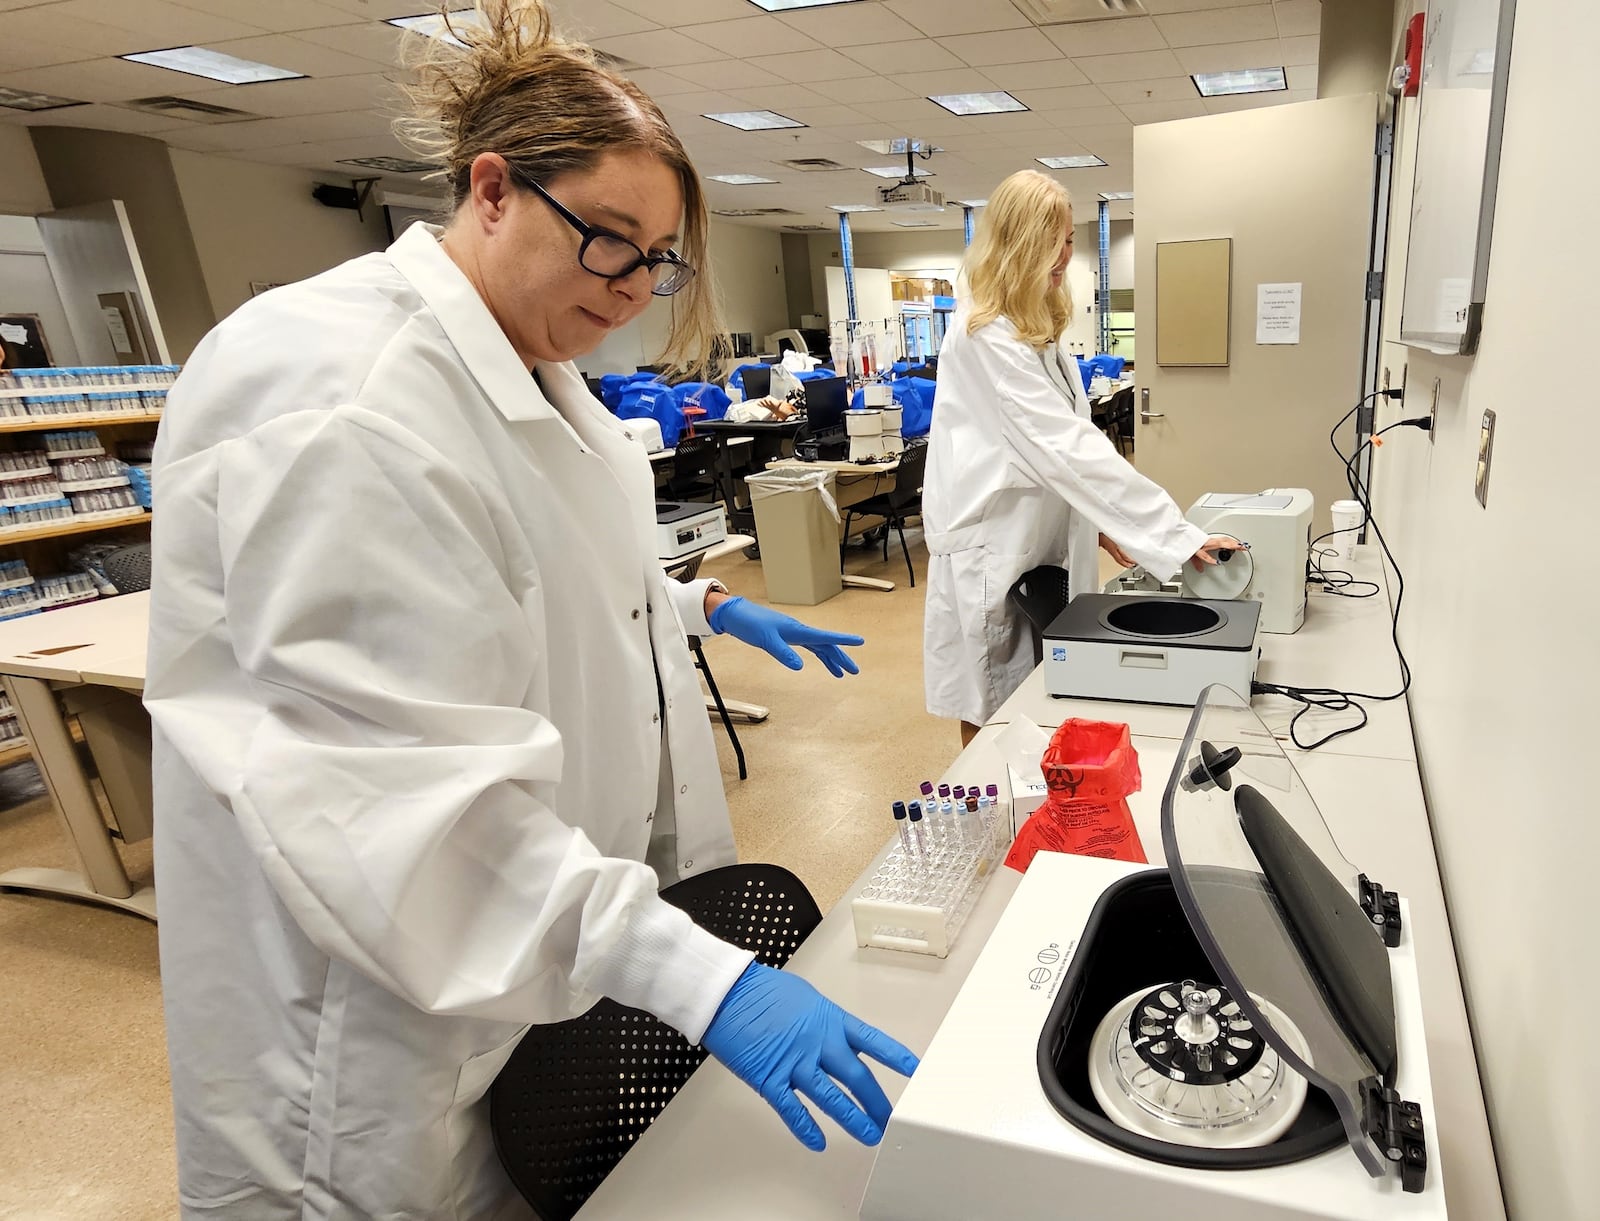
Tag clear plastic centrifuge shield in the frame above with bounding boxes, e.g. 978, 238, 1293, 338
1161, 684, 1398, 1179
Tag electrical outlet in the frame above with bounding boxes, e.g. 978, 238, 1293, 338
1429, 377, 1440, 445
1474, 408, 1496, 507
1383, 366, 1391, 391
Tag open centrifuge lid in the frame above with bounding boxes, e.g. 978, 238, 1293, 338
1161, 684, 1401, 1181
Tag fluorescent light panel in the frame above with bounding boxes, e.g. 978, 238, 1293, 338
387, 11, 483, 49
856, 138, 937, 156
863, 165, 931, 179
747, 1, 865, 10
1036, 154, 1107, 169
893, 220, 938, 228
1099, 191, 1133, 200
1191, 67, 1287, 97
120, 46, 303, 84
928, 91, 1027, 116
830, 204, 881, 213
340, 156, 437, 173
706, 173, 778, 185
0, 86, 86, 111
704, 110, 805, 130
954, 198, 987, 207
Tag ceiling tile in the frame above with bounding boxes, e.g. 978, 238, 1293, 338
937, 28, 1061, 67
162, 0, 365, 33
780, 104, 879, 129
821, 75, 916, 104
302, 21, 407, 67
1118, 98, 1209, 123
1285, 62, 1317, 91
1273, 0, 1323, 39
199, 34, 385, 79
0, 56, 203, 104
886, 68, 996, 97
678, 16, 822, 57
657, 89, 760, 118
726, 83, 833, 112
778, 3, 923, 47
1012, 83, 1113, 111
1140, 0, 1261, 11
1175, 38, 1284, 74
316, 0, 456, 19
590, 30, 721, 69
980, 59, 1090, 90
162, 108, 392, 152
1155, 5, 1278, 48
545, 0, 661, 40
5, 101, 184, 134
176, 72, 402, 119
608, 0, 751, 21
628, 68, 708, 97
960, 110, 1056, 134
1042, 16, 1167, 57
1039, 105, 1127, 127
663, 59, 776, 90
4, 8, 185, 59
1279, 35, 1319, 65
0, 34, 97, 72
883, 0, 1032, 39
51, 0, 266, 45
844, 39, 965, 74
744, 47, 867, 84
1074, 49, 1187, 84
1202, 90, 1292, 113
860, 97, 959, 125
1096, 76, 1201, 104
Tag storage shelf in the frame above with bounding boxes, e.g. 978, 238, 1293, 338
0, 382, 170, 399
0, 740, 32, 770
0, 411, 162, 434
0, 510, 151, 545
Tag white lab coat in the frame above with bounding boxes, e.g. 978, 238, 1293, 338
145, 222, 754, 1220
922, 312, 1207, 724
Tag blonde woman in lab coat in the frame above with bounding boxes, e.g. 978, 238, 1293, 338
145, 4, 916, 1217
923, 170, 1237, 744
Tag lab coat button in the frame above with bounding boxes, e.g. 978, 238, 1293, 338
651, 712, 660, 724
632, 609, 641, 620
682, 860, 693, 870
679, 784, 688, 795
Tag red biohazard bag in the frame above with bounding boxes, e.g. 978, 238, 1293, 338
1005, 718, 1147, 872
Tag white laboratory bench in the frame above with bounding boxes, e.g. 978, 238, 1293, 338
573, 547, 1504, 1221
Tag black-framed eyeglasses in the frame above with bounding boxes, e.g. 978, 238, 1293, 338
510, 168, 696, 297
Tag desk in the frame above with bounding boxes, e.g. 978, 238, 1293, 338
575, 547, 1503, 1221
647, 435, 754, 465
0, 592, 156, 919
763, 457, 902, 594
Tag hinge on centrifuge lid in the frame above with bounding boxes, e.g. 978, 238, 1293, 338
1358, 873, 1402, 947
1361, 1078, 1428, 1193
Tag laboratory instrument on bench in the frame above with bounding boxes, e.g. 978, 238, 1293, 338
655, 501, 725, 561
1183, 489, 1314, 633
1042, 591, 1260, 706
860, 684, 1437, 1221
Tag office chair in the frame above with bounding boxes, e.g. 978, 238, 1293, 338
1104, 386, 1135, 457
839, 440, 927, 588
102, 543, 153, 594
665, 434, 725, 504
490, 863, 822, 1221
1007, 564, 1072, 666
664, 552, 746, 780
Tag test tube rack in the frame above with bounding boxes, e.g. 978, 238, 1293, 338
851, 796, 1012, 959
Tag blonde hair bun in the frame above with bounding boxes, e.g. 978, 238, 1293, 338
963, 169, 1076, 349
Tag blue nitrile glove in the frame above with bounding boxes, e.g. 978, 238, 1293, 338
708, 596, 863, 677
701, 962, 919, 1151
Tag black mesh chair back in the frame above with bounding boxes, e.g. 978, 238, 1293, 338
1106, 386, 1136, 455
490, 864, 821, 1220
839, 440, 928, 587
884, 438, 928, 511
1008, 564, 1072, 666
667, 434, 722, 501
103, 543, 153, 594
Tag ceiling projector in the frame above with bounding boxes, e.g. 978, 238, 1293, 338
879, 180, 946, 211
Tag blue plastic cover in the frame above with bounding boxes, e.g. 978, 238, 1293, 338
618, 381, 683, 446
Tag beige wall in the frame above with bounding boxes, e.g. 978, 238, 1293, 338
1319, 0, 1398, 98
0, 125, 52, 216
780, 231, 814, 324
1372, 2, 1592, 1218
29, 128, 215, 362
1132, 95, 1377, 533
168, 149, 390, 323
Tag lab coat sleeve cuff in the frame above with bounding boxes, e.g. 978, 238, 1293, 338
586, 896, 755, 1042
668, 577, 723, 639
1139, 521, 1211, 581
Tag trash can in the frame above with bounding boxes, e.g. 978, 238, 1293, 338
746, 466, 841, 605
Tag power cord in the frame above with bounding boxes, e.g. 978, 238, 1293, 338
1250, 390, 1425, 750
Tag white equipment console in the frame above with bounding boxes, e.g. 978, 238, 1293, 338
655, 501, 725, 562
1184, 489, 1314, 633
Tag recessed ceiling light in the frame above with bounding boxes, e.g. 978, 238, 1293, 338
1192, 67, 1287, 97
856, 138, 939, 156
747, 1, 865, 10
954, 198, 988, 208
0, 86, 87, 111
1099, 191, 1133, 200
339, 156, 438, 174
121, 46, 304, 84
928, 91, 1027, 116
863, 165, 932, 179
705, 110, 806, 131
705, 173, 779, 185
387, 11, 482, 49
829, 203, 882, 213
892, 220, 939, 228
1036, 154, 1107, 170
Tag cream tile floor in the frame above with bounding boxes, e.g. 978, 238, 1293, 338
0, 530, 957, 1219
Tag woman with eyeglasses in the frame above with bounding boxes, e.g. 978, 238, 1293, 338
146, 4, 915, 1217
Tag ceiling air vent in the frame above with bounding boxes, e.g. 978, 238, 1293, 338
712, 207, 799, 218
777, 158, 851, 172
1012, 0, 1149, 25
124, 95, 257, 123
783, 224, 830, 232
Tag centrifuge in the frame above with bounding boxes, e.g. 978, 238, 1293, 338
860, 685, 1438, 1221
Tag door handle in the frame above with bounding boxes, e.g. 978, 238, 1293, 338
1139, 387, 1164, 422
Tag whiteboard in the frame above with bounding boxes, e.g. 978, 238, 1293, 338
1398, 0, 1518, 354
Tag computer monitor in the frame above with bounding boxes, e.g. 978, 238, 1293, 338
742, 364, 772, 399
804, 376, 848, 435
